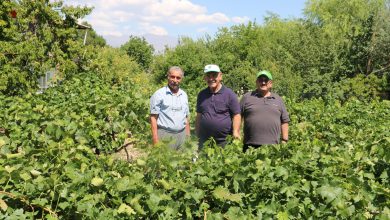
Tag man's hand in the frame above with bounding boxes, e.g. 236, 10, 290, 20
232, 130, 241, 140
232, 114, 241, 139
152, 137, 159, 145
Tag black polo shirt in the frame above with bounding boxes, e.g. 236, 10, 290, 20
196, 85, 241, 145
240, 91, 290, 145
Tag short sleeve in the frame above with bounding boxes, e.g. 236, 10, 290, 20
280, 99, 290, 123
184, 93, 190, 117
240, 94, 247, 114
228, 90, 241, 115
196, 92, 202, 113
150, 92, 161, 114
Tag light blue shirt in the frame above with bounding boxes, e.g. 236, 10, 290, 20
150, 86, 189, 132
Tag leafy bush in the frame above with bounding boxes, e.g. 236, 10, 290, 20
121, 36, 154, 71
1, 94, 389, 218
0, 1, 92, 95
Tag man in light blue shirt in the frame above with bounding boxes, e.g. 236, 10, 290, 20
150, 66, 190, 149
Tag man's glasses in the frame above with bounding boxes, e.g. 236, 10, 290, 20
257, 77, 270, 83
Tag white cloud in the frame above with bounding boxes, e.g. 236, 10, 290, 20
61, 0, 247, 46
232, 16, 250, 24
102, 31, 124, 37
147, 0, 206, 17
139, 23, 168, 36
88, 16, 117, 29
197, 27, 209, 33
193, 13, 230, 24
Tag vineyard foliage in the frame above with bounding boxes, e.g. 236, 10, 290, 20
0, 0, 100, 96
0, 75, 389, 218
0, 73, 152, 153
1, 0, 390, 219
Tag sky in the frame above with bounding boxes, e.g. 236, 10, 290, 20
62, 0, 308, 51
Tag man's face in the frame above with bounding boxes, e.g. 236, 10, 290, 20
167, 70, 183, 91
204, 72, 222, 90
256, 76, 272, 92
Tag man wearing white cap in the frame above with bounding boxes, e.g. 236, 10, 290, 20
195, 64, 241, 148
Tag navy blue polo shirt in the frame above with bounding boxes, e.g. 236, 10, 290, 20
196, 85, 240, 145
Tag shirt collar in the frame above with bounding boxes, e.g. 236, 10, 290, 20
253, 90, 275, 98
165, 85, 182, 96
208, 85, 225, 94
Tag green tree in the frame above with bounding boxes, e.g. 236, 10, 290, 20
0, 0, 92, 96
88, 47, 143, 84
121, 35, 154, 71
304, 0, 389, 99
152, 37, 214, 90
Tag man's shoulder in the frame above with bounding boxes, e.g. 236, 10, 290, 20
179, 88, 188, 96
241, 91, 256, 103
151, 86, 167, 98
221, 86, 238, 96
221, 86, 233, 93
197, 87, 209, 96
270, 92, 283, 100
243, 91, 256, 97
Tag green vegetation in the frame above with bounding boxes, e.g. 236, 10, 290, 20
121, 36, 155, 71
0, 0, 389, 219
0, 0, 94, 96
1, 94, 389, 218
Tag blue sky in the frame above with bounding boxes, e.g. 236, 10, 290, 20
62, 0, 308, 50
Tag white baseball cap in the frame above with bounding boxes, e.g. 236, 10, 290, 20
204, 64, 221, 73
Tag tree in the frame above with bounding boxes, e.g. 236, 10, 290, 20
121, 35, 154, 71
304, 0, 390, 99
0, 0, 92, 96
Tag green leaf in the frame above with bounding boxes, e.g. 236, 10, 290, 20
0, 137, 8, 148
91, 177, 104, 186
5, 165, 16, 173
58, 202, 69, 210
6, 153, 23, 159
317, 185, 342, 203
30, 169, 42, 176
213, 187, 242, 203
20, 172, 32, 181
380, 171, 388, 181
117, 203, 135, 216
277, 211, 289, 220
116, 176, 130, 192
32, 198, 49, 206
363, 172, 375, 180
136, 159, 146, 166
129, 195, 145, 215
157, 179, 172, 190
189, 189, 205, 203
275, 166, 289, 180
45, 214, 58, 220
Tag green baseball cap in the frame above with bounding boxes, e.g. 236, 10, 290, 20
256, 70, 273, 80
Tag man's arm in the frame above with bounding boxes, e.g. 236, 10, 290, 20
150, 114, 159, 145
232, 114, 241, 139
185, 117, 190, 136
195, 113, 201, 137
281, 122, 289, 143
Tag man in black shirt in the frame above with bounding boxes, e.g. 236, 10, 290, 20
240, 70, 290, 152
